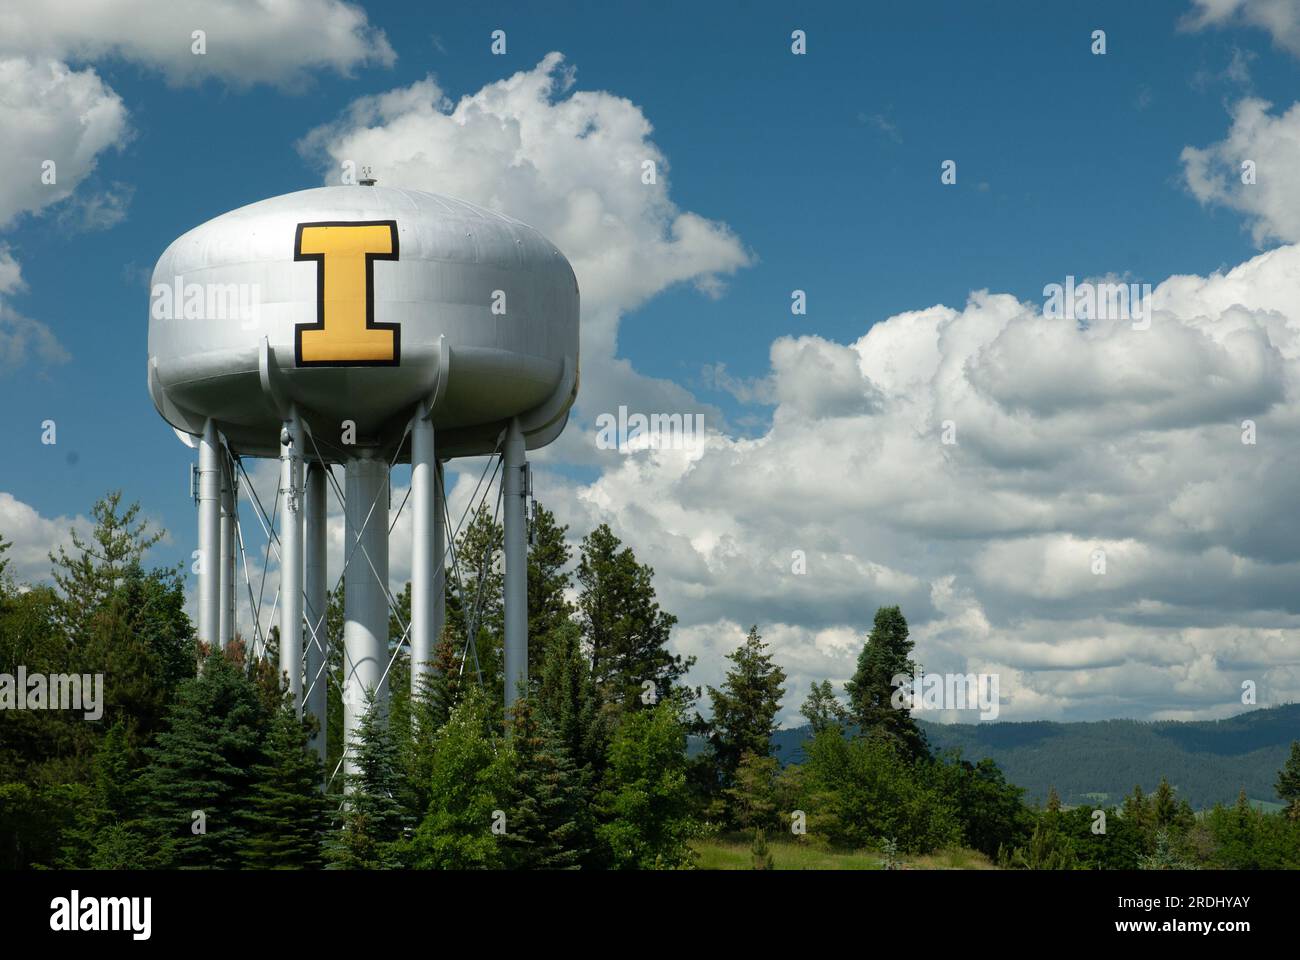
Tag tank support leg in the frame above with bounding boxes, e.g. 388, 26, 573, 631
218, 445, 235, 650
410, 412, 437, 702
342, 455, 390, 780
304, 460, 328, 763
503, 417, 528, 719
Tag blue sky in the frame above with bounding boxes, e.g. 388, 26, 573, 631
5, 0, 1300, 723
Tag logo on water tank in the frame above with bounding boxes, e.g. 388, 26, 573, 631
293, 220, 400, 366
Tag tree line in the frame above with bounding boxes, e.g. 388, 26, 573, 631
2, 492, 1299, 869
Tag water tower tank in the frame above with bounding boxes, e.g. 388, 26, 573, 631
148, 185, 579, 460
148, 184, 579, 775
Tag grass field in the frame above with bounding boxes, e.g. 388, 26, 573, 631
692, 837, 996, 870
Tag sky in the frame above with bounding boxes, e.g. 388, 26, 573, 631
3, 0, 1300, 725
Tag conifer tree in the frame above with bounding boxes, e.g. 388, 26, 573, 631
140, 648, 267, 868
50, 492, 163, 644
537, 623, 607, 776
528, 504, 575, 678
1275, 740, 1300, 821
577, 524, 694, 713
242, 699, 328, 869
327, 693, 412, 869
1046, 785, 1062, 813
707, 625, 786, 791
845, 606, 928, 762
502, 696, 588, 869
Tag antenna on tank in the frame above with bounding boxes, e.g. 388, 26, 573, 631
359, 166, 377, 186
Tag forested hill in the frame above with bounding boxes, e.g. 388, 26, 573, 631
769, 703, 1300, 811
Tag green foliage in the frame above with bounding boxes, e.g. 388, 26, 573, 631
49, 491, 164, 645
706, 625, 786, 796
798, 726, 958, 854
725, 752, 781, 833
596, 701, 698, 869
242, 699, 328, 869
844, 606, 928, 762
1276, 740, 1300, 821
527, 504, 575, 678
139, 648, 268, 868
578, 524, 694, 714
501, 696, 589, 869
929, 752, 1032, 858
800, 679, 848, 735
750, 829, 773, 870
327, 693, 412, 869
412, 688, 511, 869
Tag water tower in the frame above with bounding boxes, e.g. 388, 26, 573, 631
147, 183, 580, 772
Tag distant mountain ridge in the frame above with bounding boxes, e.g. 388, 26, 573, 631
768, 703, 1300, 810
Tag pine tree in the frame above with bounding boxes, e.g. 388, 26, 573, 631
537, 623, 607, 775
502, 696, 588, 869
844, 606, 928, 762
528, 504, 575, 678
707, 626, 786, 794
726, 752, 780, 832
60, 719, 151, 869
800, 680, 848, 735
446, 505, 505, 704
577, 524, 694, 713
50, 492, 163, 645
140, 648, 268, 868
327, 693, 412, 869
1275, 740, 1300, 821
1046, 785, 1062, 813
242, 699, 328, 869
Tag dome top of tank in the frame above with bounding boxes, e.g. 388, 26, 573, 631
148, 184, 580, 461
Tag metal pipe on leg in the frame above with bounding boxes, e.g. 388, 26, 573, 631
197, 419, 221, 649
279, 411, 304, 711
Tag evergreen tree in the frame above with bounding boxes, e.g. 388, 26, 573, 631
844, 606, 928, 762
60, 719, 151, 869
328, 693, 412, 869
140, 648, 268, 868
502, 696, 589, 869
707, 626, 786, 793
725, 752, 780, 833
577, 524, 694, 713
1275, 740, 1300, 821
528, 504, 575, 678
446, 504, 505, 701
50, 492, 163, 645
242, 699, 328, 869
800, 680, 848, 735
537, 622, 608, 776
1046, 785, 1062, 813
